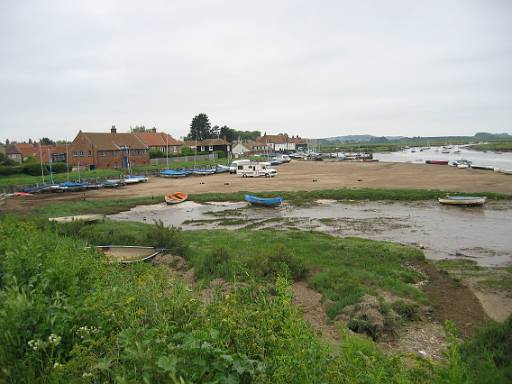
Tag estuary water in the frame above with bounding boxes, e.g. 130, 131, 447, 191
373, 146, 512, 170
109, 200, 512, 267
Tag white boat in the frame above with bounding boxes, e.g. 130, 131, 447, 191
49, 214, 104, 223
457, 164, 469, 169
89, 245, 162, 263
438, 196, 487, 206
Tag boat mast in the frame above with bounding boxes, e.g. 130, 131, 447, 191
38, 144, 45, 184
47, 148, 54, 184
166, 133, 169, 169
65, 139, 69, 181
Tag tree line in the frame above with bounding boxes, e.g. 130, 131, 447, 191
186, 113, 260, 142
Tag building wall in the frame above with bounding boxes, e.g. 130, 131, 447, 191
70, 132, 95, 168
149, 145, 181, 153
94, 149, 149, 169
70, 132, 150, 169
232, 143, 249, 155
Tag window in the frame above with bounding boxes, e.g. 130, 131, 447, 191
201, 146, 205, 152
209, 145, 213, 151
113, 151, 118, 157
88, 150, 92, 157
99, 151, 106, 157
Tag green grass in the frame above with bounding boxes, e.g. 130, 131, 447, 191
1, 216, 442, 383
469, 141, 512, 152
189, 188, 510, 206
71, 221, 429, 318
2, 216, 511, 382
435, 260, 512, 293
35, 196, 163, 217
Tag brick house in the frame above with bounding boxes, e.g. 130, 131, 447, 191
70, 126, 149, 169
134, 129, 182, 154
12, 143, 69, 163
255, 134, 307, 153
3, 144, 23, 163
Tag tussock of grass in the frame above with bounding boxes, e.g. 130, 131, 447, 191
36, 196, 163, 217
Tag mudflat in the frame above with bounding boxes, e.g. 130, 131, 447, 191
3, 161, 512, 210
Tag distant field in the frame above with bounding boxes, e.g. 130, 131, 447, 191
469, 141, 512, 152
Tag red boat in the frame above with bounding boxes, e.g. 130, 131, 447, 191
426, 160, 449, 165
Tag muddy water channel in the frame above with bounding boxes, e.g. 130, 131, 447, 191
109, 200, 512, 266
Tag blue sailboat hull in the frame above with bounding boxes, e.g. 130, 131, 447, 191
244, 194, 283, 207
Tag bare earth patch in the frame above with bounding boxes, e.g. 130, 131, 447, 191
292, 281, 340, 343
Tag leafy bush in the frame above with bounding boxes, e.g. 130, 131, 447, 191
246, 244, 307, 281
22, 162, 46, 176
0, 165, 23, 176
214, 150, 227, 159
458, 316, 512, 384
196, 246, 234, 278
146, 220, 188, 255
392, 300, 421, 321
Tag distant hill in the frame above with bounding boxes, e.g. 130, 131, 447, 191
320, 132, 511, 143
474, 132, 512, 140
322, 135, 402, 143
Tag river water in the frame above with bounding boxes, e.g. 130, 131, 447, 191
109, 200, 512, 267
373, 146, 512, 170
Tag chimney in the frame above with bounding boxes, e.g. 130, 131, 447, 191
111, 125, 117, 134
150, 127, 157, 133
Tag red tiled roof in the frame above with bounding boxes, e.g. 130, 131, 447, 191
81, 132, 148, 150
134, 132, 182, 147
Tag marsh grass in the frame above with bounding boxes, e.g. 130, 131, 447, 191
1, 216, 443, 383
186, 188, 511, 206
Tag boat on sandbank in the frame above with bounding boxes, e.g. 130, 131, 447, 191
244, 194, 284, 207
438, 196, 487, 206
89, 245, 162, 263
165, 192, 188, 204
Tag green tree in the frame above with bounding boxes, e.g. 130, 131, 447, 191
186, 113, 212, 140
130, 125, 147, 132
39, 137, 55, 145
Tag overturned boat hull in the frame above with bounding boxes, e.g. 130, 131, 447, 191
438, 196, 487, 206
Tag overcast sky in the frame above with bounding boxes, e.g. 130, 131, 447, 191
1, 0, 511, 141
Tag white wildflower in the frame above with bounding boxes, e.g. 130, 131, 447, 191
27, 339, 43, 351
53, 362, 63, 368
77, 326, 99, 339
82, 372, 93, 378
48, 333, 61, 346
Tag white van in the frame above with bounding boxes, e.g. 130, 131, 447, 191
229, 159, 251, 174
236, 162, 277, 178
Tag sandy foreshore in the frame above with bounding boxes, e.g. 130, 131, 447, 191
74, 161, 512, 197
4, 161, 512, 208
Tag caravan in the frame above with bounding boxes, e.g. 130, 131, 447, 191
236, 162, 277, 178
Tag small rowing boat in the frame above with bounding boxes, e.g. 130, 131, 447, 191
191, 168, 216, 176
90, 246, 162, 263
49, 214, 105, 223
426, 160, 449, 165
165, 191, 188, 204
160, 169, 191, 178
244, 194, 283, 207
438, 196, 487, 206
471, 165, 494, 171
